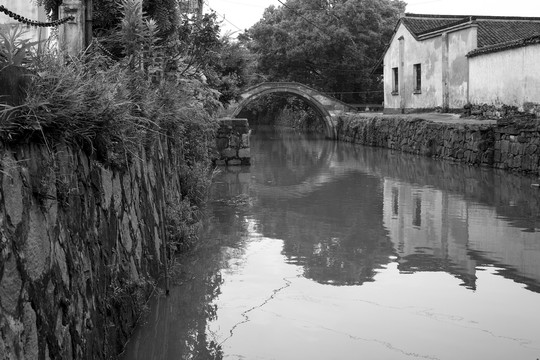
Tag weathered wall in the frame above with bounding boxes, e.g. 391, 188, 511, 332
469, 43, 540, 109
0, 137, 182, 359
0, 2, 50, 41
447, 27, 477, 109
384, 23, 444, 112
336, 114, 540, 175
494, 119, 540, 173
383, 24, 477, 113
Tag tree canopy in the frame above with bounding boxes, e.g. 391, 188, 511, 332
88, 0, 252, 105
243, 0, 406, 104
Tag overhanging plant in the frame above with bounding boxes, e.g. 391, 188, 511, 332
0, 25, 43, 69
0, 25, 44, 106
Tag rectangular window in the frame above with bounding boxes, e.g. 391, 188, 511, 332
392, 67, 399, 94
413, 63, 421, 93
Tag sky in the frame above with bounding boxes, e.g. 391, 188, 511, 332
205, 0, 540, 36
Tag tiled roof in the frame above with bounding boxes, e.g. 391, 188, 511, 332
477, 21, 540, 47
467, 34, 540, 57
402, 13, 540, 48
402, 14, 465, 35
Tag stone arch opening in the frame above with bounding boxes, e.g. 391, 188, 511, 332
232, 83, 342, 139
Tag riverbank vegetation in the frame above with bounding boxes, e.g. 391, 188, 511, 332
0, 0, 252, 255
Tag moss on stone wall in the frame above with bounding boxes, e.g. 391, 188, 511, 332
0, 135, 199, 359
336, 114, 540, 176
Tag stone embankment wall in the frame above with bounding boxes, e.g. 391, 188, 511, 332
336, 115, 540, 176
214, 118, 251, 166
0, 138, 181, 359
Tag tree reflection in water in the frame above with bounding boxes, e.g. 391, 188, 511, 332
121, 196, 256, 359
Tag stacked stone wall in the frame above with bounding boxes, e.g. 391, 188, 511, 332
0, 137, 181, 359
464, 102, 540, 119
336, 115, 540, 176
494, 120, 540, 173
214, 118, 251, 166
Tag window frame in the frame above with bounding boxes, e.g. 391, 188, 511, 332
392, 67, 399, 95
413, 63, 422, 94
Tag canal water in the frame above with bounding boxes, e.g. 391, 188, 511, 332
122, 126, 540, 360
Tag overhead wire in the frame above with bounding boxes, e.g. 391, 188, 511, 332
203, 0, 244, 31
276, 0, 330, 37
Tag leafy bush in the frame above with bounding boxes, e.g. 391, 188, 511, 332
1, 0, 219, 161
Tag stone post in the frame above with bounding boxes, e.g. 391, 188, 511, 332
214, 118, 251, 166
58, 0, 86, 56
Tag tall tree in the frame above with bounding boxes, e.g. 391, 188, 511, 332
244, 0, 406, 103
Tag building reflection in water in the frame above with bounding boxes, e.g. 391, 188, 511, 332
383, 178, 540, 291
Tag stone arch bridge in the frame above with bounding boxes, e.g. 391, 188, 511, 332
229, 82, 356, 139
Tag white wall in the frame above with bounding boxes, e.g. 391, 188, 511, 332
384, 24, 478, 112
447, 27, 477, 109
469, 44, 540, 108
384, 24, 444, 112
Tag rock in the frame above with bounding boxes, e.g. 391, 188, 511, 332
0, 255, 22, 314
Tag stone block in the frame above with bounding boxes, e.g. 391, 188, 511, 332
221, 148, 237, 158
229, 135, 240, 148
500, 140, 510, 153
494, 149, 501, 162
470, 151, 479, 164
241, 133, 250, 148
25, 208, 50, 281
52, 241, 70, 287
238, 148, 250, 159
22, 302, 38, 360
112, 175, 122, 213
2, 159, 23, 228
512, 155, 522, 168
463, 150, 470, 162
522, 154, 532, 171
511, 143, 522, 155
122, 213, 132, 253
216, 138, 228, 151
0, 255, 22, 314
482, 149, 494, 165
227, 159, 242, 166
526, 144, 538, 155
